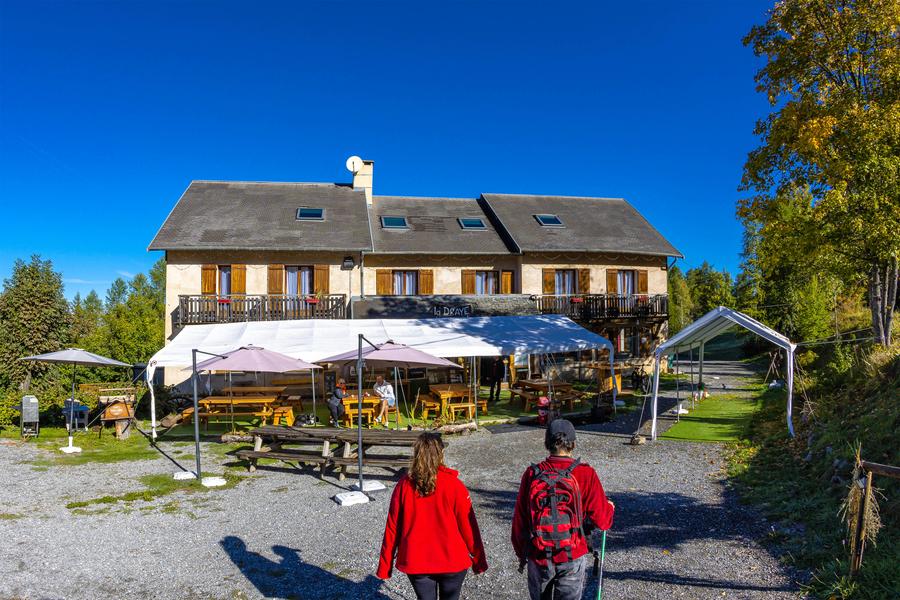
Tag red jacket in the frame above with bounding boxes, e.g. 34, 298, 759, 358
377, 465, 488, 578
511, 456, 614, 566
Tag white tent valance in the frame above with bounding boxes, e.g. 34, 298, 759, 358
146, 315, 615, 436
649, 306, 797, 439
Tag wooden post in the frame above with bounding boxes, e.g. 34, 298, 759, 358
850, 471, 874, 577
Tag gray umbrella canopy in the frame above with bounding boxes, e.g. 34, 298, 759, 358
195, 345, 320, 373
21, 348, 130, 367
318, 341, 462, 369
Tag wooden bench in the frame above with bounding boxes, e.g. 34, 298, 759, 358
236, 448, 331, 476
509, 389, 539, 412
448, 402, 476, 421
181, 407, 273, 426
271, 406, 295, 426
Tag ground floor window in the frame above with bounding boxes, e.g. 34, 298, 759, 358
476, 270, 498, 295
393, 270, 418, 295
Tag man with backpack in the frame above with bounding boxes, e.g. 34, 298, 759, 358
511, 419, 615, 599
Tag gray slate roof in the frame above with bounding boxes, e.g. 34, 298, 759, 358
369, 196, 510, 254
148, 181, 373, 251
478, 194, 682, 257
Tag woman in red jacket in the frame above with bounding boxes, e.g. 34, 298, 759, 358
377, 432, 488, 600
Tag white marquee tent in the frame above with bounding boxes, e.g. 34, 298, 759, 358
146, 315, 616, 437
649, 306, 796, 440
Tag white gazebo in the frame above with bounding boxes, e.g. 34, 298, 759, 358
649, 306, 796, 440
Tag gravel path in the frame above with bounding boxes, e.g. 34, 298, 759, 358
0, 361, 801, 599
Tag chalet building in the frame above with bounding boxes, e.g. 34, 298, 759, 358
149, 157, 681, 359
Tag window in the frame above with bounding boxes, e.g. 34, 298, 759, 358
617, 270, 636, 296
555, 269, 577, 295
459, 217, 486, 230
285, 266, 313, 295
475, 270, 498, 294
296, 207, 324, 221
381, 216, 409, 229
218, 265, 231, 295
534, 214, 564, 227
393, 271, 418, 295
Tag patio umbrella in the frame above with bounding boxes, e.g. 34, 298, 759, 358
320, 340, 461, 497
195, 345, 321, 430
20, 348, 130, 454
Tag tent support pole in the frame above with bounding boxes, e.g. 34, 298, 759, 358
675, 347, 680, 421
689, 344, 695, 409
357, 334, 364, 493
471, 357, 478, 427
650, 356, 661, 440
698, 342, 705, 387
191, 349, 202, 479
786, 347, 795, 437
148, 364, 157, 439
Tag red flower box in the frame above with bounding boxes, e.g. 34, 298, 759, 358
217, 298, 232, 305
570, 297, 584, 303
305, 296, 320, 304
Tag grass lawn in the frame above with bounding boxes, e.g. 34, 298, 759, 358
3, 425, 161, 466
660, 390, 762, 443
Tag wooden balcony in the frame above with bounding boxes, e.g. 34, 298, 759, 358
534, 294, 668, 320
177, 294, 347, 326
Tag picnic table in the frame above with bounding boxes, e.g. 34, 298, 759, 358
236, 425, 436, 480
181, 395, 281, 427
428, 384, 483, 420
341, 392, 382, 426
517, 379, 574, 394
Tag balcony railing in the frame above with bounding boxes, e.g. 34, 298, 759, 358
177, 294, 347, 326
534, 294, 668, 320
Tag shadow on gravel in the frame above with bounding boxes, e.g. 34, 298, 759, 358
221, 536, 391, 599
602, 569, 795, 592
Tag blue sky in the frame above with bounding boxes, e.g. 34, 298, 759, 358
0, 0, 771, 299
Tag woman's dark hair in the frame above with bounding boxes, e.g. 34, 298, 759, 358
409, 432, 444, 496
545, 432, 576, 454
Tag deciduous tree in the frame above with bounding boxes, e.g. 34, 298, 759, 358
742, 0, 900, 345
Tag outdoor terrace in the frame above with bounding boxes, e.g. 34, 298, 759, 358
534, 293, 668, 320
177, 294, 347, 326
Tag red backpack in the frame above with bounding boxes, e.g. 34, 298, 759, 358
527, 459, 585, 561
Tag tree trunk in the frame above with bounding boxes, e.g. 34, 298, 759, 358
870, 257, 898, 346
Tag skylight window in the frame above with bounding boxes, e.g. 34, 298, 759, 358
296, 207, 324, 221
534, 214, 564, 227
458, 217, 486, 230
381, 216, 409, 229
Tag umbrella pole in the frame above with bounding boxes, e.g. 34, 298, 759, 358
311, 368, 316, 426
393, 367, 399, 431
471, 357, 478, 428
191, 349, 202, 479
66, 363, 77, 451
357, 334, 364, 493
229, 371, 234, 433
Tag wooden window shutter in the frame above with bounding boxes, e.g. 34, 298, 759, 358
542, 269, 556, 294
419, 270, 434, 295
267, 264, 285, 294
578, 269, 591, 294
201, 264, 216, 295
500, 270, 514, 294
376, 269, 393, 295
231, 264, 246, 294
637, 270, 649, 294
313, 265, 330, 295
606, 269, 618, 294
461, 270, 476, 294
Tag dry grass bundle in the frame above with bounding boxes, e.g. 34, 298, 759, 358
841, 454, 884, 557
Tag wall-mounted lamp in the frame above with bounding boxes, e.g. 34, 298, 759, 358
341, 256, 356, 271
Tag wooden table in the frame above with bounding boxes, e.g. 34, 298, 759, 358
238, 425, 438, 480
221, 386, 287, 396
341, 394, 382, 426
182, 395, 279, 426
518, 379, 573, 394
429, 384, 476, 420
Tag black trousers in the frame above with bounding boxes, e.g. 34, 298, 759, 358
489, 377, 502, 402
407, 569, 467, 600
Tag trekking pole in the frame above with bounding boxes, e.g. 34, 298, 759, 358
597, 530, 607, 600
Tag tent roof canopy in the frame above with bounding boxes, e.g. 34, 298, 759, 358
655, 306, 796, 357
149, 315, 614, 369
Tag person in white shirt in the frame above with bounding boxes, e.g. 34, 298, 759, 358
373, 375, 396, 427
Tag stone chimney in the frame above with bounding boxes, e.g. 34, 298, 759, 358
347, 156, 374, 204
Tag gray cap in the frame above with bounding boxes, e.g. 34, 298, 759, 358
545, 418, 577, 445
